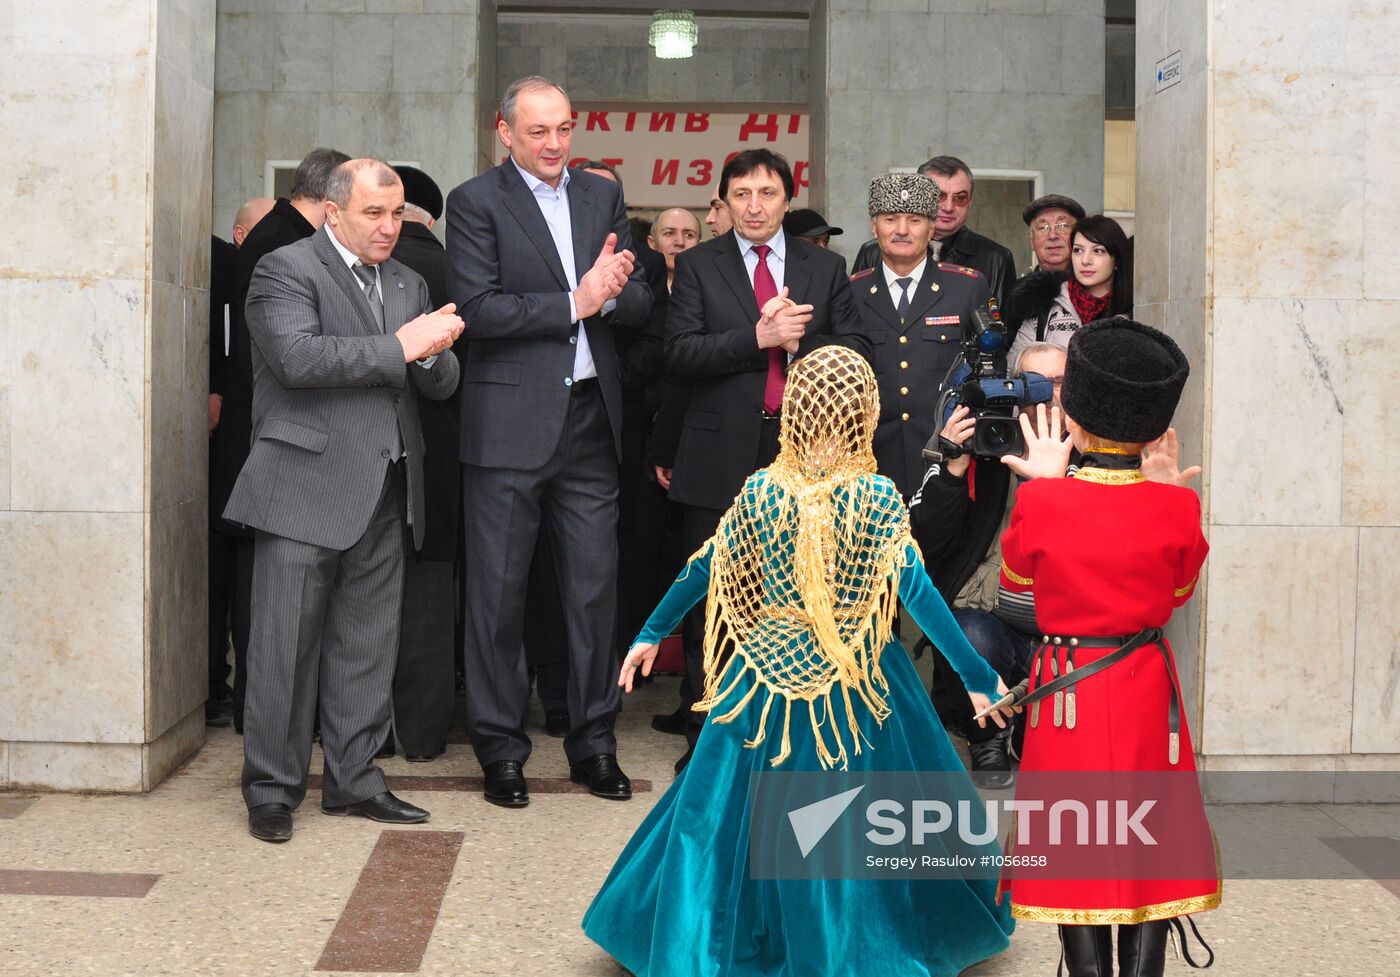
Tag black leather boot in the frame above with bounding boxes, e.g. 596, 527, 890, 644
1118, 920, 1170, 977
1057, 924, 1113, 977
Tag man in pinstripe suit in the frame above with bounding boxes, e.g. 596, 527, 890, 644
226, 159, 464, 843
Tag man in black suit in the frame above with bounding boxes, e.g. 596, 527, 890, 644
383, 165, 461, 763
663, 148, 868, 768
212, 152, 347, 733
445, 76, 652, 807
851, 156, 1016, 305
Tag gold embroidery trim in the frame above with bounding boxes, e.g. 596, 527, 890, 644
1001, 561, 1033, 587
1010, 889, 1221, 925
1075, 467, 1147, 486
1174, 573, 1199, 599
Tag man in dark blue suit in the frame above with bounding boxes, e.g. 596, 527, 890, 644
445, 76, 652, 807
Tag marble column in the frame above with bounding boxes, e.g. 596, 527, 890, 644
0, 0, 214, 790
1137, 0, 1400, 791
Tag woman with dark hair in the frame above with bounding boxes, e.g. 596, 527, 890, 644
1004, 215, 1132, 367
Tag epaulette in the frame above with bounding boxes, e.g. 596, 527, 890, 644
849, 268, 876, 283
936, 262, 983, 279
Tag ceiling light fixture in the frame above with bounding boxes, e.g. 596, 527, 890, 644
650, 9, 699, 60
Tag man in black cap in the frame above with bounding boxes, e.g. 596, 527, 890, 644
783, 208, 842, 249
387, 164, 462, 762
1021, 193, 1086, 275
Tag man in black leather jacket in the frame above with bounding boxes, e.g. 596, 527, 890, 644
851, 156, 1016, 305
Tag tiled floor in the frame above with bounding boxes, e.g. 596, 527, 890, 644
1, 674, 1397, 977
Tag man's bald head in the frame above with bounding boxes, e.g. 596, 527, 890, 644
648, 207, 702, 274
232, 197, 275, 247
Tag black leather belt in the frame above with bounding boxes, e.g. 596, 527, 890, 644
997, 627, 1183, 765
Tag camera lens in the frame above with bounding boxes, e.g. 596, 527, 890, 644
984, 421, 1012, 448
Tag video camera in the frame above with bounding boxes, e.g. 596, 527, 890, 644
923, 305, 1054, 461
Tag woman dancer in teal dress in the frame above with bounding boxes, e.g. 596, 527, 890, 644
583, 346, 1015, 976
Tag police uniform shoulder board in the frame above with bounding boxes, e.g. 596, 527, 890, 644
935, 261, 982, 279
849, 268, 876, 283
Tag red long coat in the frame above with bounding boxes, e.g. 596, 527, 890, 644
997, 468, 1220, 925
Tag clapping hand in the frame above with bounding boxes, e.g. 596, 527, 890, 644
756, 286, 812, 353
1001, 404, 1072, 480
396, 303, 465, 362
619, 642, 659, 693
574, 233, 635, 319
1142, 427, 1202, 486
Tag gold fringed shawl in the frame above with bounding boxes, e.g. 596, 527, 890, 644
690, 345, 919, 770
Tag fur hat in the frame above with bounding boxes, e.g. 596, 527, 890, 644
868, 173, 939, 219
1061, 319, 1189, 443
393, 165, 443, 221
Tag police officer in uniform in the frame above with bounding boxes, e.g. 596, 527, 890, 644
851, 173, 997, 498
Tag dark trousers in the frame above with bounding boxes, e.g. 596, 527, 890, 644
523, 527, 570, 713
679, 415, 783, 745
208, 528, 253, 718
391, 558, 456, 756
460, 380, 620, 767
940, 607, 1036, 744
242, 464, 405, 810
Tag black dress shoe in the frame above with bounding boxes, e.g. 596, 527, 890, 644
322, 791, 429, 823
651, 706, 688, 736
570, 753, 632, 800
248, 803, 293, 843
544, 709, 570, 738
483, 759, 529, 808
205, 690, 235, 728
404, 746, 445, 763
968, 734, 1014, 789
674, 746, 694, 774
375, 736, 396, 759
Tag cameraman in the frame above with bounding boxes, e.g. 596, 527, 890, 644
909, 342, 1070, 785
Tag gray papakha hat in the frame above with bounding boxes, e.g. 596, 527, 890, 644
868, 172, 940, 219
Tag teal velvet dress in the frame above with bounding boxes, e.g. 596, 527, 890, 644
583, 473, 1015, 977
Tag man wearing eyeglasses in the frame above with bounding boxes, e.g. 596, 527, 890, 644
1021, 194, 1087, 274
851, 156, 1017, 305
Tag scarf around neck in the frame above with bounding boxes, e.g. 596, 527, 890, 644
1067, 276, 1112, 324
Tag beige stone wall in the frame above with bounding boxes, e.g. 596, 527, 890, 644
0, 0, 212, 790
1137, 0, 1400, 783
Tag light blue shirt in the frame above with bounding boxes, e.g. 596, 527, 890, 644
510, 157, 600, 381
736, 228, 787, 297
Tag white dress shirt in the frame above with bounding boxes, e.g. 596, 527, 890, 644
324, 224, 437, 368
882, 257, 928, 317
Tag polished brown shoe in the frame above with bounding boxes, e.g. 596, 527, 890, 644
570, 753, 632, 800
483, 759, 529, 808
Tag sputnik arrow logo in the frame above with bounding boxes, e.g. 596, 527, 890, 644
787, 785, 865, 858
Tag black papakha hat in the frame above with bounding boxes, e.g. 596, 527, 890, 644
1061, 319, 1189, 443
1022, 193, 1087, 226
394, 165, 444, 221
784, 208, 844, 237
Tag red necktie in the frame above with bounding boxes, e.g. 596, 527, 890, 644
753, 244, 785, 413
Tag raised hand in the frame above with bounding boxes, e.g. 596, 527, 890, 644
756, 287, 813, 352
396, 302, 465, 363
1142, 427, 1202, 486
939, 404, 976, 478
1001, 404, 1072, 480
574, 232, 635, 319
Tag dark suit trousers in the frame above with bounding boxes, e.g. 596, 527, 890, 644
242, 464, 405, 810
391, 558, 456, 755
207, 529, 252, 716
679, 415, 783, 745
461, 379, 620, 767
523, 527, 570, 713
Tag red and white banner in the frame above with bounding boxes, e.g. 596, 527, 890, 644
489, 104, 811, 209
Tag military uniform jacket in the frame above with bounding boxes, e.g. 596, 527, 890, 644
851, 260, 994, 497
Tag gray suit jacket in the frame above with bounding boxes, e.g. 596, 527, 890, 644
224, 228, 460, 550
444, 161, 652, 470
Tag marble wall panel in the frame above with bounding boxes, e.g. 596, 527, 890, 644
1057, 15, 1105, 96
1211, 68, 1364, 300
331, 13, 395, 93
369, 0, 425, 12
147, 500, 208, 740
0, 512, 145, 743
941, 15, 1005, 93
149, 283, 207, 514
827, 12, 893, 92
8, 280, 145, 513
1361, 76, 1400, 301
1165, 72, 1209, 303
0, 281, 10, 512
0, 741, 7, 786
1132, 95, 1170, 307
1017, 93, 1104, 209
1211, 0, 1347, 76
945, 92, 1029, 169
885, 14, 947, 93
274, 14, 335, 91
1352, 528, 1400, 754
390, 13, 476, 94
999, 16, 1062, 98
1201, 526, 1357, 756
931, 0, 990, 12
7, 742, 144, 793
1207, 297, 1346, 528
1342, 300, 1400, 525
